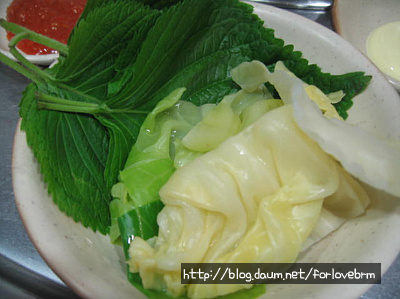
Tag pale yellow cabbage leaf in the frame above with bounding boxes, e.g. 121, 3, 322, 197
128, 105, 369, 298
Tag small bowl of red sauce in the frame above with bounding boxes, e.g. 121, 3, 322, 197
0, 0, 86, 66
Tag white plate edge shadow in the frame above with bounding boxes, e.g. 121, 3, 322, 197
11, 3, 400, 299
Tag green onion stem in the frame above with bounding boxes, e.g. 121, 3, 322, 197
4, 29, 99, 105
9, 32, 54, 82
36, 93, 151, 115
0, 19, 69, 55
0, 51, 44, 83
36, 92, 99, 107
37, 101, 101, 114
37, 92, 101, 114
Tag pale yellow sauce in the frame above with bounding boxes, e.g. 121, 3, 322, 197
366, 21, 400, 81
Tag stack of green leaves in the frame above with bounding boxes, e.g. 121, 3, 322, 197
1, 0, 370, 240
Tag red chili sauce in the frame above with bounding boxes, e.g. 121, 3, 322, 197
6, 0, 87, 55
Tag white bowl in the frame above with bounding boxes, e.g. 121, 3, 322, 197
332, 0, 400, 92
12, 3, 400, 299
0, 0, 59, 65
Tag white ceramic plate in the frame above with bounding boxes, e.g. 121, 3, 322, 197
332, 0, 400, 91
12, 3, 400, 299
0, 0, 59, 65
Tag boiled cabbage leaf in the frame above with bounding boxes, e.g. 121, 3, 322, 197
125, 60, 373, 298
128, 104, 369, 298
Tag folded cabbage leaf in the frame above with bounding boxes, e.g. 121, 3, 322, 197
128, 104, 370, 298
126, 61, 372, 298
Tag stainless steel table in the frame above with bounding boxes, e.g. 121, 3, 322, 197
0, 5, 399, 299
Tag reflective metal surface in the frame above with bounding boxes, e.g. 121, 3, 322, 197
247, 0, 333, 10
0, 4, 398, 299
